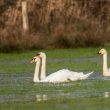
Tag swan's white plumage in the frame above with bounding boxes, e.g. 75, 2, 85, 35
42, 69, 93, 82
98, 48, 110, 76
31, 52, 93, 83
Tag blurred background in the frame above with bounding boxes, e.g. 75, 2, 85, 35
0, 0, 110, 52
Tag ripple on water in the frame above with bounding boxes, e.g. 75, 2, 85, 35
36, 91, 110, 102
0, 73, 110, 103
0, 72, 110, 86
0, 91, 109, 103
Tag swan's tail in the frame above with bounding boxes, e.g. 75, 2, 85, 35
80, 72, 94, 80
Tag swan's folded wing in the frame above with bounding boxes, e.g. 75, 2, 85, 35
44, 69, 71, 82
45, 69, 79, 82
68, 71, 93, 81
79, 71, 93, 80
43, 69, 93, 82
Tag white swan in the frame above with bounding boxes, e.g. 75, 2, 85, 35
98, 48, 110, 76
31, 52, 93, 83
30, 56, 41, 82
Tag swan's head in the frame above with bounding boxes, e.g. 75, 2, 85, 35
36, 52, 46, 59
98, 48, 107, 55
30, 56, 40, 63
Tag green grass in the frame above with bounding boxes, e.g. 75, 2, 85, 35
0, 47, 102, 74
0, 48, 110, 110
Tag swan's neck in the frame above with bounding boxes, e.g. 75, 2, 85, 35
103, 53, 108, 76
41, 56, 46, 80
33, 61, 40, 82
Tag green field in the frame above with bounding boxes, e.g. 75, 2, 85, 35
0, 48, 110, 110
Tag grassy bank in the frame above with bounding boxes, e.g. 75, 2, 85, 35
0, 48, 102, 74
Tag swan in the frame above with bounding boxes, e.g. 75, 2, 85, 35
98, 48, 110, 76
31, 52, 93, 83
30, 56, 41, 82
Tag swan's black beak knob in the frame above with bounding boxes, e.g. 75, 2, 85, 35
36, 53, 41, 59
97, 52, 101, 54
36, 53, 40, 56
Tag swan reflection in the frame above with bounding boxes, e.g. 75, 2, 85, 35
36, 91, 110, 102
104, 92, 109, 98
36, 94, 48, 102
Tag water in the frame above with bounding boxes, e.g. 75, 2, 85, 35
0, 73, 110, 103
0, 56, 110, 109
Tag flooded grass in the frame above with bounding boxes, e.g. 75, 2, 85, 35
0, 48, 110, 110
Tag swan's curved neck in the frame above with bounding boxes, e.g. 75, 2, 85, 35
41, 55, 46, 80
33, 61, 40, 82
103, 53, 108, 76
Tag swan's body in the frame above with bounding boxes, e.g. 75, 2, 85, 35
31, 52, 93, 83
98, 48, 110, 76
40, 69, 93, 83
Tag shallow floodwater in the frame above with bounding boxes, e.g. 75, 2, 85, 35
0, 56, 110, 110
0, 73, 110, 101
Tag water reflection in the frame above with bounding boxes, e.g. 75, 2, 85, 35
0, 91, 109, 103
35, 91, 110, 102
36, 94, 48, 102
104, 92, 109, 98
1, 73, 110, 103
1, 72, 110, 86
